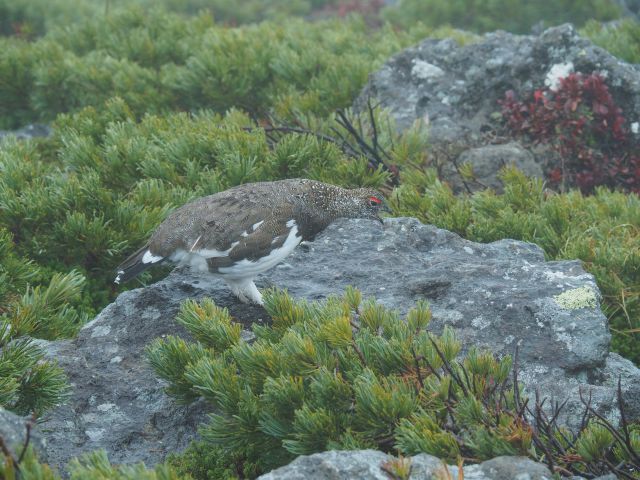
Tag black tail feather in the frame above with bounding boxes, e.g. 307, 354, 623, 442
114, 244, 162, 284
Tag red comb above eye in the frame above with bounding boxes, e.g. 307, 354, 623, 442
368, 196, 382, 204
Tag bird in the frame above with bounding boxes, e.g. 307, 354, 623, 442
114, 178, 389, 305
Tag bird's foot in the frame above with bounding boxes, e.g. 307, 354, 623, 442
226, 278, 263, 305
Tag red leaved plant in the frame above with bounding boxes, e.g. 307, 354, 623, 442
501, 72, 640, 194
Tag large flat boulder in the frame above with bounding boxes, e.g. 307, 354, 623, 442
37, 217, 640, 471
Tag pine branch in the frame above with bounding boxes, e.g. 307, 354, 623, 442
17, 414, 35, 463
351, 341, 367, 366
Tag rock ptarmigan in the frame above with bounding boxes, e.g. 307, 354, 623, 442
114, 178, 388, 304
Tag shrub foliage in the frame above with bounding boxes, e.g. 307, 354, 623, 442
0, 9, 449, 129
581, 19, 640, 64
0, 226, 80, 416
0, 0, 624, 39
149, 290, 640, 478
0, 445, 189, 479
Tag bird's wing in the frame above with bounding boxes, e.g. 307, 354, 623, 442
206, 211, 300, 269
148, 187, 296, 262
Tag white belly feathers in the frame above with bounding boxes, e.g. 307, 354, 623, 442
218, 223, 301, 280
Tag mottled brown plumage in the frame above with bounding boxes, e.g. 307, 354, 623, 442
115, 178, 387, 304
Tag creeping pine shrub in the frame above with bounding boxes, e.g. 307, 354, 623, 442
0, 328, 69, 415
0, 445, 190, 479
581, 19, 640, 64
381, 0, 622, 34
501, 72, 640, 194
0, 0, 339, 38
0, 9, 448, 128
147, 290, 516, 477
150, 290, 640, 479
0, 227, 84, 415
392, 167, 640, 364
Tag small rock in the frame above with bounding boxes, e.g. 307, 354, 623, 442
257, 450, 553, 480
444, 142, 543, 193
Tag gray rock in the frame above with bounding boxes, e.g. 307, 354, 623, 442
37, 279, 267, 472
443, 142, 543, 193
38, 217, 640, 470
0, 408, 47, 462
356, 23, 640, 152
0, 124, 51, 141
257, 450, 552, 480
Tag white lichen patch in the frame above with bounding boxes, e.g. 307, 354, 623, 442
90, 325, 111, 338
85, 428, 105, 442
97, 403, 116, 412
471, 316, 490, 330
545, 62, 574, 91
553, 286, 598, 310
411, 59, 445, 80
543, 270, 571, 281
431, 307, 464, 326
514, 474, 534, 480
516, 364, 549, 385
556, 331, 575, 351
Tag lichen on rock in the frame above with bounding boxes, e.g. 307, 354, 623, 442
554, 286, 599, 310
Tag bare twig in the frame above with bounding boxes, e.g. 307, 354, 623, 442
421, 354, 442, 381
351, 341, 367, 366
410, 346, 425, 391
531, 391, 556, 473
616, 376, 640, 464
243, 103, 399, 184
428, 335, 469, 398
579, 388, 629, 449
17, 414, 35, 464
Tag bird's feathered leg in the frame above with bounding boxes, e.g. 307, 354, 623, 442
225, 278, 263, 305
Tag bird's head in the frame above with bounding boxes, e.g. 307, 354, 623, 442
342, 188, 390, 224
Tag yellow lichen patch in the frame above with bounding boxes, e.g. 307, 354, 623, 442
553, 286, 598, 310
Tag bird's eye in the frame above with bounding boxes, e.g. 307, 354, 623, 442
368, 196, 382, 207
